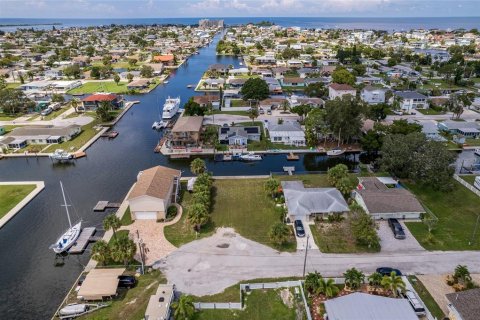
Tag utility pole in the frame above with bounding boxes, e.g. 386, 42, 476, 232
469, 214, 480, 246
303, 235, 310, 277
136, 229, 145, 274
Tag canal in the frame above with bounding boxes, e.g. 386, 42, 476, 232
0, 34, 356, 319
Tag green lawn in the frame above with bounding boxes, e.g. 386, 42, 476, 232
408, 276, 445, 320
0, 113, 20, 121
465, 138, 480, 146
80, 270, 166, 320
41, 107, 70, 121
404, 180, 480, 250
120, 207, 134, 226
0, 184, 36, 219
6, 83, 21, 89
276, 174, 331, 187
43, 120, 101, 153
459, 175, 477, 186
416, 109, 444, 115
165, 179, 296, 252
212, 110, 249, 116
230, 99, 250, 108
67, 81, 129, 94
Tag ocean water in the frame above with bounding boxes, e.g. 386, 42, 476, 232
0, 16, 479, 32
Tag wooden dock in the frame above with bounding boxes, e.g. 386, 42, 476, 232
69, 227, 96, 254
101, 131, 119, 139
93, 201, 121, 212
283, 166, 295, 175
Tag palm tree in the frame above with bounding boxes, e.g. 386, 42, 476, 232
304, 271, 321, 295
317, 278, 339, 298
269, 222, 290, 245
103, 214, 121, 240
368, 272, 383, 292
91, 240, 110, 265
171, 295, 196, 320
190, 158, 206, 175
343, 268, 365, 290
264, 177, 280, 198
454, 265, 472, 285
381, 271, 406, 297
110, 234, 137, 266
70, 98, 80, 113
187, 203, 209, 231
248, 107, 259, 125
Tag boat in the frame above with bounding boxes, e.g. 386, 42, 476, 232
162, 97, 181, 119
326, 148, 345, 156
286, 152, 299, 161
58, 303, 108, 319
163, 81, 169, 84
239, 62, 243, 66
50, 182, 82, 254
49, 149, 74, 161
152, 120, 168, 130
240, 152, 262, 161
187, 84, 193, 88
475, 148, 480, 156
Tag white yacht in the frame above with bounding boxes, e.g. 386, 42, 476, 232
326, 148, 345, 157
152, 120, 168, 130
50, 182, 81, 254
240, 152, 262, 161
49, 149, 74, 161
162, 97, 181, 119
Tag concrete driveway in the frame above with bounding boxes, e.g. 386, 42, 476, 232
377, 221, 425, 253
157, 227, 480, 296
292, 219, 319, 251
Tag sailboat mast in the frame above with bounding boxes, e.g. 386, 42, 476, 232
60, 181, 72, 228
338, 128, 341, 148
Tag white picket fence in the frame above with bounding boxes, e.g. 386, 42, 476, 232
454, 174, 480, 197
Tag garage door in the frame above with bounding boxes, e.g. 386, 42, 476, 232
134, 211, 157, 220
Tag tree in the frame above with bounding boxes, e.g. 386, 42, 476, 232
304, 271, 321, 295
332, 67, 356, 86
63, 64, 81, 79
126, 73, 134, 83
454, 265, 472, 285
128, 58, 138, 67
305, 108, 327, 147
102, 54, 112, 66
110, 233, 137, 266
70, 98, 80, 113
317, 277, 340, 298
51, 93, 65, 103
352, 64, 367, 76
264, 177, 280, 198
387, 58, 398, 67
360, 130, 383, 155
325, 95, 362, 144
269, 222, 291, 245
247, 107, 259, 125
336, 176, 355, 196
381, 271, 406, 297
376, 119, 421, 135
448, 93, 474, 120
327, 164, 349, 186
96, 101, 113, 122
291, 104, 312, 121
90, 66, 101, 79
349, 204, 381, 250
0, 87, 35, 114
187, 203, 209, 231
184, 98, 204, 116
343, 268, 365, 290
171, 295, 196, 320
367, 103, 389, 121
240, 78, 269, 104
103, 214, 121, 240
91, 240, 110, 266
140, 65, 154, 78
368, 272, 383, 291
304, 82, 327, 98
190, 158, 206, 175
113, 73, 120, 85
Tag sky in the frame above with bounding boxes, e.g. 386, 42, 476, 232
0, 0, 480, 19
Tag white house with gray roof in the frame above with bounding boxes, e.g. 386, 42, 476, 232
266, 121, 306, 146
391, 91, 428, 112
281, 181, 349, 221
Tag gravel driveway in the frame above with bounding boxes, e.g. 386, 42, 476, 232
377, 221, 425, 252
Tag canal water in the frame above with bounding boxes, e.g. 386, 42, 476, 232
0, 34, 356, 319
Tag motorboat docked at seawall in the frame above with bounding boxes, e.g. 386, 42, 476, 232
152, 120, 169, 130
49, 149, 74, 161
240, 152, 262, 161
475, 148, 480, 156
58, 303, 108, 319
162, 97, 181, 119
326, 148, 345, 157
50, 182, 82, 254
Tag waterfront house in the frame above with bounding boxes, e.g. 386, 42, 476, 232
391, 91, 428, 112
192, 95, 220, 109
281, 181, 349, 221
5, 125, 81, 147
266, 121, 306, 146
281, 77, 305, 88
361, 86, 386, 105
255, 55, 276, 65
170, 116, 204, 147
50, 80, 82, 92
19, 80, 50, 92
328, 83, 356, 100
126, 79, 150, 91
353, 177, 425, 220
208, 63, 230, 75
438, 121, 480, 138
152, 54, 175, 66
127, 165, 181, 221
81, 93, 124, 110
446, 288, 480, 320
201, 78, 225, 90
218, 126, 261, 146
227, 78, 247, 89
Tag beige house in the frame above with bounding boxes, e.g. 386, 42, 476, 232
169, 116, 204, 147
127, 166, 181, 221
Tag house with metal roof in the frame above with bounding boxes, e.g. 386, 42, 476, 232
267, 121, 306, 146
281, 181, 349, 221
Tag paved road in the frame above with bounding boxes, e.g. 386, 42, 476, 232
157, 228, 480, 296
386, 109, 480, 122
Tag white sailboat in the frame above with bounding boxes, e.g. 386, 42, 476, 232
162, 97, 181, 119
50, 182, 81, 254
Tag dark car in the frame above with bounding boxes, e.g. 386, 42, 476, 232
376, 267, 402, 276
118, 275, 137, 288
388, 218, 406, 240
294, 220, 305, 238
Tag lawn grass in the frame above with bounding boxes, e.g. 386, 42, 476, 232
80, 270, 166, 320
165, 179, 296, 252
404, 180, 480, 250
0, 113, 20, 121
408, 276, 445, 320
459, 175, 477, 186
2, 125, 20, 134
416, 108, 444, 115
43, 120, 101, 153
6, 83, 21, 89
120, 207, 134, 226
465, 138, 480, 146
0, 184, 36, 219
42, 107, 70, 121
230, 99, 250, 108
212, 110, 249, 116
67, 81, 128, 94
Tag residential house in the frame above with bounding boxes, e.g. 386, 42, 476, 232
271, 67, 291, 79
324, 292, 418, 320
281, 181, 349, 221
5, 124, 81, 146
263, 77, 282, 94
356, 76, 383, 85
227, 78, 247, 89
144, 284, 174, 320
259, 98, 287, 110
228, 67, 249, 76
50, 80, 82, 91
201, 78, 225, 90
281, 77, 305, 88
328, 83, 356, 100
169, 116, 204, 147
361, 86, 386, 105
81, 93, 124, 110
288, 95, 324, 108
415, 120, 447, 141
127, 79, 150, 91
193, 95, 220, 109
438, 121, 480, 138
353, 177, 425, 220
218, 126, 261, 146
208, 63, 229, 75
298, 67, 318, 78
19, 80, 50, 92
127, 165, 181, 221
44, 67, 63, 79
255, 55, 276, 65
152, 54, 175, 66
392, 91, 428, 112
267, 121, 306, 146
446, 288, 480, 320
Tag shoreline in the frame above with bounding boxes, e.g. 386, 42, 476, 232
0, 181, 45, 229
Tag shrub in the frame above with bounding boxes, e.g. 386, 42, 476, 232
167, 205, 178, 220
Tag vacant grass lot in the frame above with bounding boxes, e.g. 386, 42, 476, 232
165, 179, 296, 251
67, 81, 128, 94
408, 276, 445, 320
0, 184, 36, 219
81, 270, 166, 320
404, 180, 480, 250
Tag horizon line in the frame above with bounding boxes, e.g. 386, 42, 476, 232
1, 16, 480, 19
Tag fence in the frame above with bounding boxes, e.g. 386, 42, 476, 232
194, 280, 313, 320
454, 174, 480, 197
